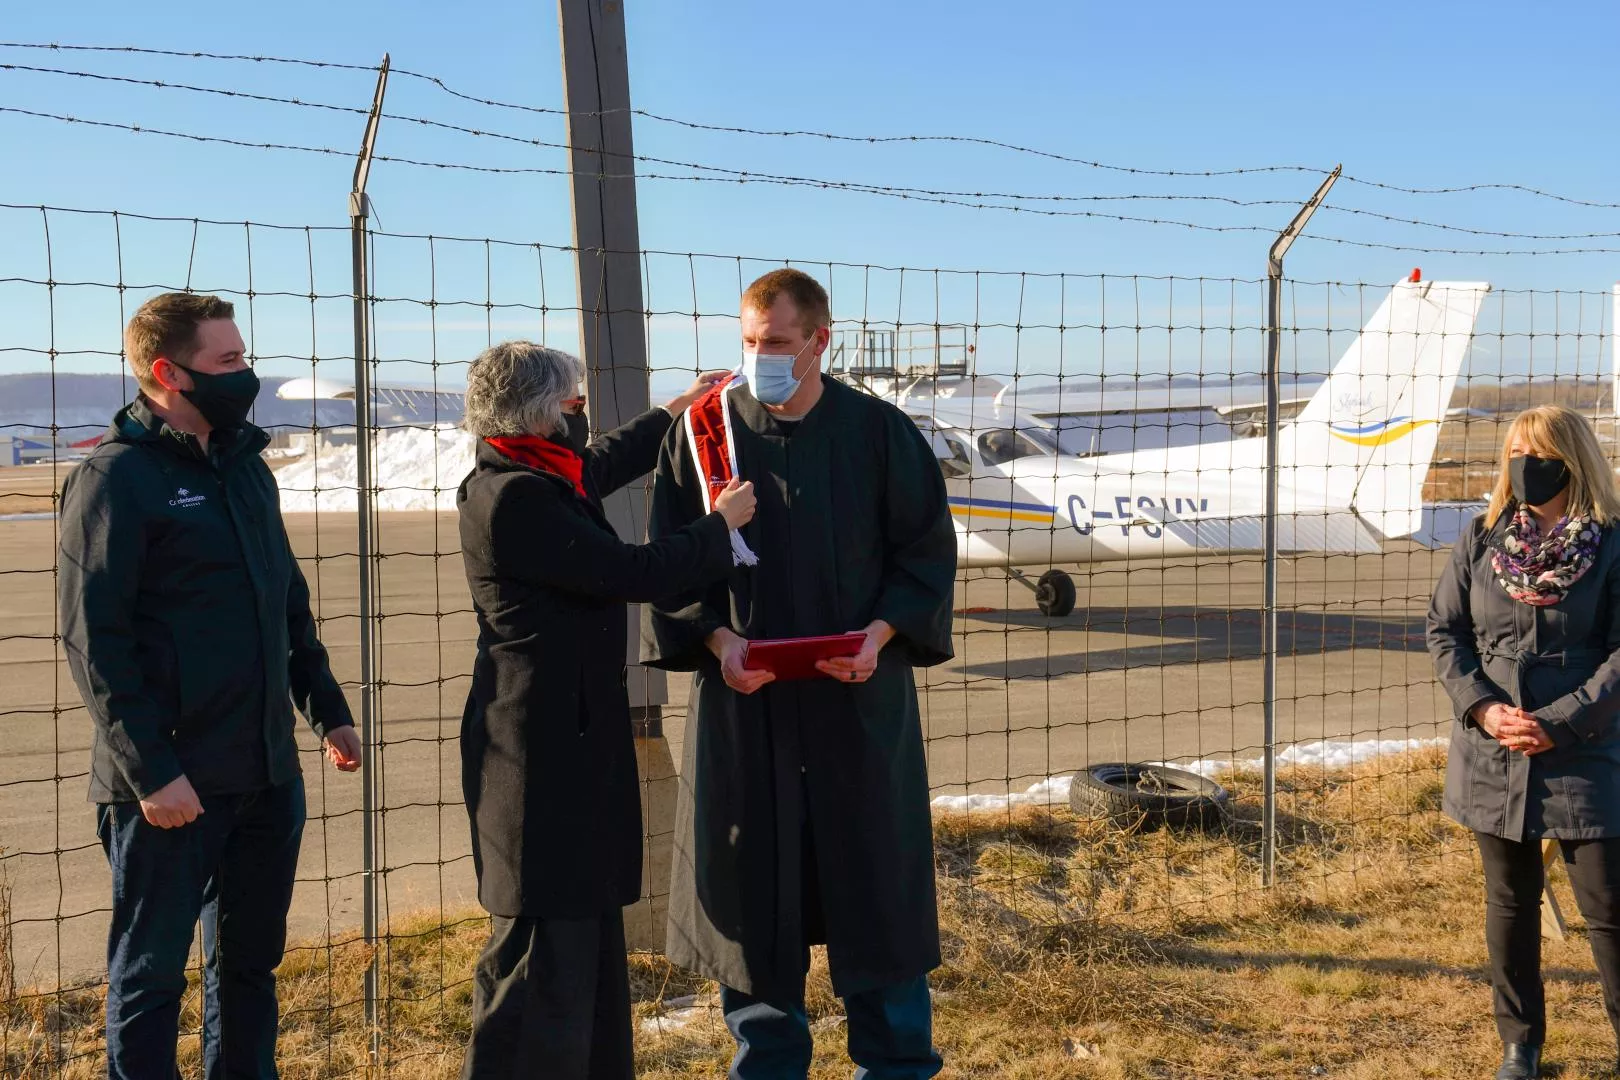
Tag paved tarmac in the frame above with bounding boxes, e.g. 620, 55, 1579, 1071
0, 506, 1453, 986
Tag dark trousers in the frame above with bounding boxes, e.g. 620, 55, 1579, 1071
461, 909, 633, 1080
722, 977, 941, 1080
98, 775, 306, 1080
719, 775, 942, 1079
1475, 830, 1620, 1047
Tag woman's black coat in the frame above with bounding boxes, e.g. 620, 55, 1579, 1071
1428, 511, 1620, 841
457, 409, 732, 917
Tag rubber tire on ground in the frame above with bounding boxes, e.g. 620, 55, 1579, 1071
1036, 569, 1076, 617
1068, 763, 1231, 829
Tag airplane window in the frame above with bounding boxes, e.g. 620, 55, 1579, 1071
915, 420, 972, 478
977, 428, 1045, 466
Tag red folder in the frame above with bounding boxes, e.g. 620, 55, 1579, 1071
742, 632, 867, 682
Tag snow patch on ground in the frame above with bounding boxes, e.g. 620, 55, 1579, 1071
274, 427, 475, 512
929, 736, 1449, 813
638, 996, 709, 1037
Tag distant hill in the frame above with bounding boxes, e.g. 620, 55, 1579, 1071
0, 373, 390, 438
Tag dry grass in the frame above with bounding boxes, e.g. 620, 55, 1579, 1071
7, 750, 1620, 1077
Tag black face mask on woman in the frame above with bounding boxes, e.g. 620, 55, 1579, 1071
1509, 454, 1571, 507
560, 412, 590, 455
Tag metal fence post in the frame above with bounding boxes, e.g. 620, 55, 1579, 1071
1262, 165, 1340, 887
348, 55, 390, 1073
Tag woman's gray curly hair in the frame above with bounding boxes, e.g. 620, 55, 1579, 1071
462, 341, 585, 438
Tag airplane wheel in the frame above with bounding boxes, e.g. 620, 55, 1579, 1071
1036, 569, 1076, 617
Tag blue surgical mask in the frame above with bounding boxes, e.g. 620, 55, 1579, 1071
741, 335, 817, 406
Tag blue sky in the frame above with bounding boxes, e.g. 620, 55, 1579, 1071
3, 0, 1618, 396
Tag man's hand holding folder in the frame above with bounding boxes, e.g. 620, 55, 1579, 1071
705, 620, 894, 693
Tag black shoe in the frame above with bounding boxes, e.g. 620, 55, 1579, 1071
1495, 1043, 1540, 1080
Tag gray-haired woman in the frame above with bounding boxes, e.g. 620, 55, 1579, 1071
455, 342, 753, 1080
1429, 404, 1620, 1080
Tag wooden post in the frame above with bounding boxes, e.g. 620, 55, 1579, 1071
1541, 838, 1567, 941
558, 0, 673, 951
558, 0, 665, 730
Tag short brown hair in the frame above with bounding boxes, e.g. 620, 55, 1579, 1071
741, 269, 831, 332
124, 292, 236, 390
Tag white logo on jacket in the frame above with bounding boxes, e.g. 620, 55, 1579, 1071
169, 488, 207, 508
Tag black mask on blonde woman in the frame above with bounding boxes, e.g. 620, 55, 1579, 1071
1509, 454, 1571, 508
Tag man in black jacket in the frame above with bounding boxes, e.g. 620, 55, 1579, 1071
58, 292, 359, 1080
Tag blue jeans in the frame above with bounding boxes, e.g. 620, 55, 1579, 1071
98, 775, 306, 1080
721, 976, 942, 1080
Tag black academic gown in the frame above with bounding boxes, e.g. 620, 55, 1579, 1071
641, 376, 958, 1007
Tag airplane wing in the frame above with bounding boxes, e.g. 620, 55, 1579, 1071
1133, 504, 1384, 554
1409, 501, 1487, 549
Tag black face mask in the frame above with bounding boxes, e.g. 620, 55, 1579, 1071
1509, 454, 1571, 507
177, 364, 260, 431
560, 412, 590, 455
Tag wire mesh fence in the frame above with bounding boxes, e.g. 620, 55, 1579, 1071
1, 197, 1617, 1075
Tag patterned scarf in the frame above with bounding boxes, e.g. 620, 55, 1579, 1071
1491, 505, 1601, 606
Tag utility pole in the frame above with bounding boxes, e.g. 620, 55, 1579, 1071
558, 0, 675, 952
557, 0, 664, 732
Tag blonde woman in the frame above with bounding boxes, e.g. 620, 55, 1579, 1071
1429, 405, 1620, 1080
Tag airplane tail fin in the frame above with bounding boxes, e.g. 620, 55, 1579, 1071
1281, 274, 1490, 539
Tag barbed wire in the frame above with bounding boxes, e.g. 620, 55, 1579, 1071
8, 105, 1620, 258
0, 40, 383, 73
8, 62, 1620, 247
1, 66, 1311, 209
4, 40, 1620, 211
0, 105, 1287, 230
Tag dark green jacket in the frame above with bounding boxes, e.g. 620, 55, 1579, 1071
59, 397, 353, 803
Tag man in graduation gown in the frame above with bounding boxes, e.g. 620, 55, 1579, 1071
642, 268, 958, 1079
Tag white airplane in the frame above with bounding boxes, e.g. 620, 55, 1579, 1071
901, 273, 1491, 615
276, 273, 1490, 617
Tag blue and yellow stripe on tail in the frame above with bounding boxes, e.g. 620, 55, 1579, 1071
948, 495, 1058, 524
1328, 416, 1436, 447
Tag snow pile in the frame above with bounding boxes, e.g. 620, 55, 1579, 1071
930, 736, 1448, 813
274, 427, 475, 512
931, 775, 1076, 814
637, 996, 709, 1037
1174, 736, 1449, 778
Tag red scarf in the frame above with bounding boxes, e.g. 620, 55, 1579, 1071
485, 435, 587, 500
